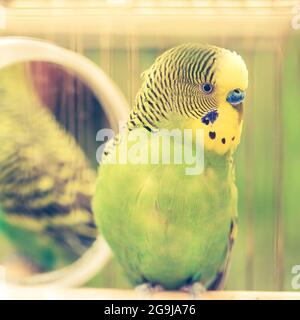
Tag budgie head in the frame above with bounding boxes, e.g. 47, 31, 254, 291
131, 43, 248, 155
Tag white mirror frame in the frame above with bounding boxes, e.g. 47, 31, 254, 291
0, 36, 131, 288
0, 36, 130, 129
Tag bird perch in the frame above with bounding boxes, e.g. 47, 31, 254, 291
1, 286, 300, 300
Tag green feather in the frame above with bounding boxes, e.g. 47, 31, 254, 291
93, 128, 236, 289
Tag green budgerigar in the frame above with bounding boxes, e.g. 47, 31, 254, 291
0, 64, 98, 275
93, 44, 248, 291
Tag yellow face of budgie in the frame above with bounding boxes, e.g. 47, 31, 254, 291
130, 43, 248, 155
188, 47, 248, 155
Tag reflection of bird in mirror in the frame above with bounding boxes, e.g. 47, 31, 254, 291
0, 63, 99, 280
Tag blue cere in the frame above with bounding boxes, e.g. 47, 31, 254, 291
227, 89, 245, 105
201, 110, 218, 125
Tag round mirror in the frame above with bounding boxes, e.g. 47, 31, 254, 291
0, 38, 129, 286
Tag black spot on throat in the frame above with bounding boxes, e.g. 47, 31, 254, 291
222, 138, 226, 144
209, 131, 216, 139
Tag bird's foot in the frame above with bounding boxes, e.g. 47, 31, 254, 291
135, 283, 164, 298
181, 282, 206, 299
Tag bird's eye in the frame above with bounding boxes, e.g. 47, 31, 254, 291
201, 83, 214, 94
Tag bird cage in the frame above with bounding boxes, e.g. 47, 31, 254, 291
0, 0, 299, 297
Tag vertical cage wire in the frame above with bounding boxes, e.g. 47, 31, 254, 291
274, 41, 284, 291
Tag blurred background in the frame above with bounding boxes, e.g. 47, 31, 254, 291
0, 0, 299, 291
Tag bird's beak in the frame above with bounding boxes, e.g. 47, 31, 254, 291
226, 89, 245, 107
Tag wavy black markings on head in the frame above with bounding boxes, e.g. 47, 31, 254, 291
127, 44, 221, 132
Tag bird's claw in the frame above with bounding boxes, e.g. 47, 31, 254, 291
181, 282, 206, 299
135, 283, 164, 298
